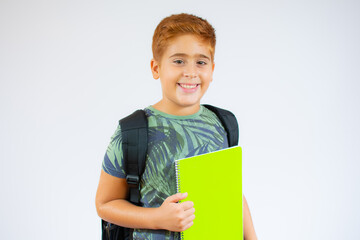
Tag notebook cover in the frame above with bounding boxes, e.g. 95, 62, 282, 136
175, 146, 242, 239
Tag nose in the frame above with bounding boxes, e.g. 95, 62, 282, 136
183, 63, 197, 79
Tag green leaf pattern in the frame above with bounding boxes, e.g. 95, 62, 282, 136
102, 105, 229, 240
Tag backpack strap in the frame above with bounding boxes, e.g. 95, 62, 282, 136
203, 104, 239, 147
119, 110, 148, 205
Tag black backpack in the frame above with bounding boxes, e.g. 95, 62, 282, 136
101, 104, 239, 240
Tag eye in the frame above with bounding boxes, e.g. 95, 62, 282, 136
173, 59, 184, 64
197, 61, 207, 65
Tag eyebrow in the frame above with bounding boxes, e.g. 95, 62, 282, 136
169, 53, 211, 60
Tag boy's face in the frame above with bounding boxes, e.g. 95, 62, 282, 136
151, 34, 215, 115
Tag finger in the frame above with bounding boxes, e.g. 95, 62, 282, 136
165, 192, 188, 204
180, 200, 194, 210
183, 207, 195, 218
186, 213, 195, 223
181, 219, 194, 231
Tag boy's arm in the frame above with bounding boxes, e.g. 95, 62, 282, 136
95, 170, 195, 232
243, 195, 257, 240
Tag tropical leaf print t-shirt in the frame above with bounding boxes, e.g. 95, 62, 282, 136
102, 105, 229, 240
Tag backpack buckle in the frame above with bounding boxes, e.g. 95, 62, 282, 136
126, 174, 139, 187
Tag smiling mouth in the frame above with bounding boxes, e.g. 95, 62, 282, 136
178, 83, 199, 89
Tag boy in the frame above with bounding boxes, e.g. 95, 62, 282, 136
96, 13, 257, 240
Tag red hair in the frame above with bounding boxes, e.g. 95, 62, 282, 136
152, 13, 216, 61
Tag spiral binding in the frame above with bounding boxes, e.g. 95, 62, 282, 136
175, 161, 184, 240
175, 161, 181, 196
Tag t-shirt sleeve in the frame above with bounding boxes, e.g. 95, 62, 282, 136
102, 124, 126, 178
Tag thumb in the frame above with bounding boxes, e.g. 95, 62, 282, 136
165, 192, 188, 204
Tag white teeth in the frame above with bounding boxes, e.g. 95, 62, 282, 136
179, 83, 198, 89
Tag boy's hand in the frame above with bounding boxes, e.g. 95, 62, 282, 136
155, 192, 195, 232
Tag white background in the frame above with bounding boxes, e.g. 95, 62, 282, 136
1, 0, 359, 239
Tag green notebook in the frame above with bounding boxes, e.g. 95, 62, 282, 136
174, 146, 243, 239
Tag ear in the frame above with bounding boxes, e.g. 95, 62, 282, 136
150, 58, 160, 79
211, 62, 215, 82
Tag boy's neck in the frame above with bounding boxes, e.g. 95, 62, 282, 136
152, 101, 201, 116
